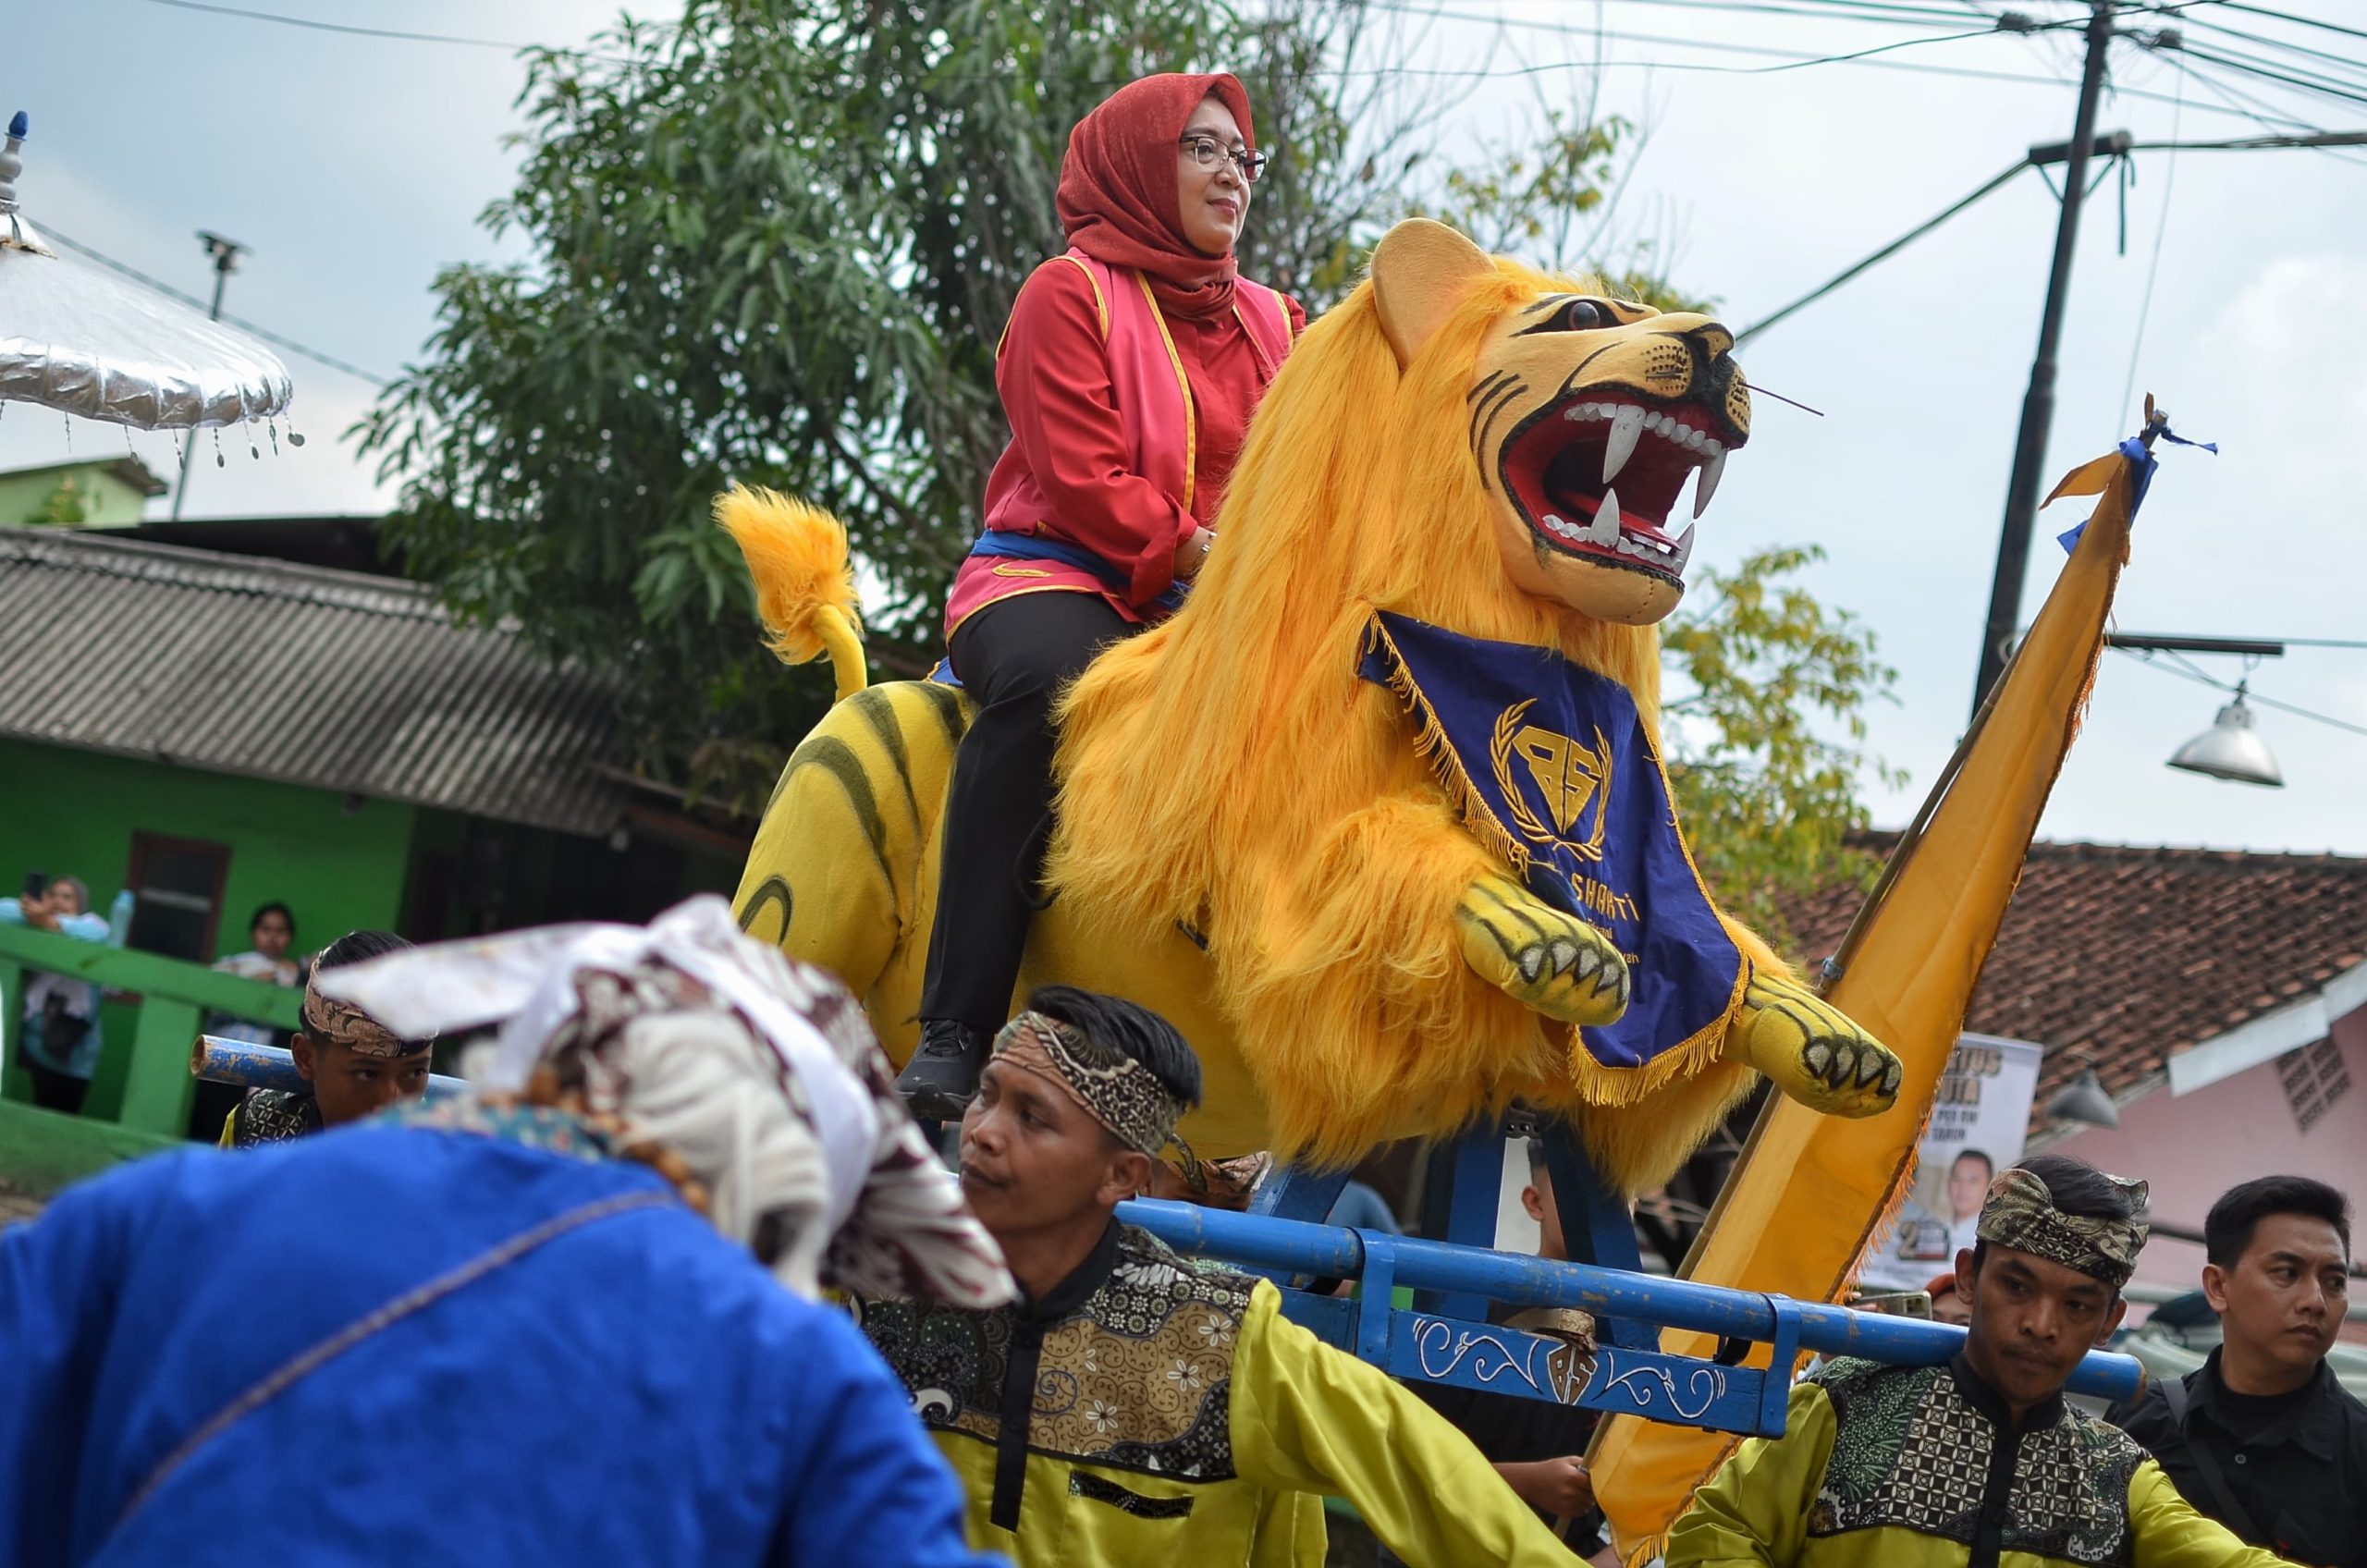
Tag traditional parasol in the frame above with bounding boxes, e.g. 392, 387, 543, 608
0, 111, 295, 442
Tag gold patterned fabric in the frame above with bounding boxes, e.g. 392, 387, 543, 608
854, 1222, 1577, 1568
1973, 1168, 2148, 1290
992, 1012, 1193, 1165
1667, 1357, 2293, 1568
299, 967, 422, 1060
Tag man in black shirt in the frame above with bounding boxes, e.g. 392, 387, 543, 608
2110, 1174, 2366, 1567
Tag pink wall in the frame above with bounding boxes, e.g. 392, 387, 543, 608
2050, 1010, 2367, 1301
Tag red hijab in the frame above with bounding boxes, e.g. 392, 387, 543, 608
1057, 72, 1257, 322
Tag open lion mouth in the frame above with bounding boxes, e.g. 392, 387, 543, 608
1499, 394, 1741, 583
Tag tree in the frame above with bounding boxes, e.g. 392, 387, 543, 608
1662, 545, 1901, 938
359, 0, 1895, 906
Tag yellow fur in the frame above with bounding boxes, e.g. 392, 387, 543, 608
730, 229, 1895, 1194
1049, 260, 1783, 1182
717, 486, 867, 702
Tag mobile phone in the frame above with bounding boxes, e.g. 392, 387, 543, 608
21, 871, 44, 900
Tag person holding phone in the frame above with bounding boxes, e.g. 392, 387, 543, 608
4, 873, 112, 1113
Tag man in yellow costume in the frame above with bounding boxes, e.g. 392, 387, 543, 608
852, 986, 1581, 1566
1668, 1154, 2300, 1568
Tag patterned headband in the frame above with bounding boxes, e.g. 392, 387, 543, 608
301, 967, 426, 1060
992, 1011, 1196, 1172
1975, 1167, 2150, 1289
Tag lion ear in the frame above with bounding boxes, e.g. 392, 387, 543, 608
1371, 219, 1495, 367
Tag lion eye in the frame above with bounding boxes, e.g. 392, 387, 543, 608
1523, 299, 1609, 335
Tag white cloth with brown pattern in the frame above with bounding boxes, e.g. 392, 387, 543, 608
313, 896, 1014, 1308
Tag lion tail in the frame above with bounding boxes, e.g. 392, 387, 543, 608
715, 485, 867, 702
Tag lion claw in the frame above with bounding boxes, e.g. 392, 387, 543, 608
1727, 973, 1900, 1119
1456, 874, 1628, 1027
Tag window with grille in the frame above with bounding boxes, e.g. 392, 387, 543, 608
2277, 1037, 2351, 1133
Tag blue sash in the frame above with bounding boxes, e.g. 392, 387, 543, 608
1357, 610, 1746, 1072
967, 531, 1189, 615
933, 533, 1192, 687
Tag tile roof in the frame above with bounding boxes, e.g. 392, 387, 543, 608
1778, 839, 2367, 1133
0, 525, 625, 837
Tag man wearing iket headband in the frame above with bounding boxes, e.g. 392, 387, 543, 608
853, 986, 1579, 1567
1668, 1153, 2301, 1567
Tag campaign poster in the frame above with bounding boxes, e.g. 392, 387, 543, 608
1856, 1034, 2044, 1292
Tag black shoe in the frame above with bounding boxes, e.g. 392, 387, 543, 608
896, 1019, 990, 1120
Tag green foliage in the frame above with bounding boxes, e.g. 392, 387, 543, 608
1661, 545, 1902, 940
33, 478, 86, 527
359, 0, 1895, 907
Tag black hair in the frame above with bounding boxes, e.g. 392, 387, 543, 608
1025, 986, 1203, 1111
251, 901, 295, 938
2204, 1174, 2352, 1268
300, 931, 424, 1053
1970, 1153, 2140, 1280
312, 929, 411, 974
1952, 1147, 1994, 1176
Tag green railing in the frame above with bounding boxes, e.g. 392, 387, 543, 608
0, 923, 302, 1136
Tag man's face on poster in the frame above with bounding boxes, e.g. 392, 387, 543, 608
1948, 1150, 1994, 1223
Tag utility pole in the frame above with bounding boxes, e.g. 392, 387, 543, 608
1969, 0, 2119, 717
170, 230, 248, 522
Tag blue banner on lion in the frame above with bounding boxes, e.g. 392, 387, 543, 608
1359, 610, 1747, 1072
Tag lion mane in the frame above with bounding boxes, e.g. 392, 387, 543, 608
1049, 256, 1787, 1186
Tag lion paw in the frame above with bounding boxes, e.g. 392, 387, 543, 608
1728, 974, 1901, 1118
1456, 874, 1628, 1026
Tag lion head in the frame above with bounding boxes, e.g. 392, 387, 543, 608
1050, 221, 1775, 1182
1376, 220, 1751, 627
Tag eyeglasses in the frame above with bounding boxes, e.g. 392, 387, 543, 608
1178, 135, 1269, 184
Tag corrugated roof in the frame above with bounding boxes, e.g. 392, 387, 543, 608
0, 525, 625, 836
1780, 839, 2367, 1134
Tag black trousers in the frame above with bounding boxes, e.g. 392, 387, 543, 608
920, 592, 1135, 1031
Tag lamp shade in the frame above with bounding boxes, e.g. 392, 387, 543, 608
2045, 1066, 2120, 1128
2166, 692, 2283, 788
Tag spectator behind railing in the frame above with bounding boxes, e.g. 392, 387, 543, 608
4, 873, 110, 1114
206, 901, 300, 1047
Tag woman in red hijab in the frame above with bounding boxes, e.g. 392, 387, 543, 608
898, 72, 1306, 1115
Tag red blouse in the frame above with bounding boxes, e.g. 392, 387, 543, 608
970, 260, 1306, 619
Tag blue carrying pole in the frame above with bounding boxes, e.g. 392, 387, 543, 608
190, 1036, 468, 1101
1117, 1196, 2144, 1406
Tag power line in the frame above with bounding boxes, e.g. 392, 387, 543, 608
38, 226, 391, 387
2117, 68, 2179, 427
2114, 647, 2367, 740
2173, 11, 2367, 83
2179, 2, 2367, 49
2174, 42, 2367, 109
128, 0, 640, 62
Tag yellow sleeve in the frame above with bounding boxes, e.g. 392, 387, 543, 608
1662, 1378, 1838, 1567
215, 1106, 238, 1149
1226, 1280, 1580, 1566
2128, 1459, 2298, 1568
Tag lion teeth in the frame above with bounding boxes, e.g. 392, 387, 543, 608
1586, 487, 1622, 546
1540, 512, 1587, 545
1692, 450, 1725, 519
1601, 406, 1645, 484
1671, 522, 1696, 575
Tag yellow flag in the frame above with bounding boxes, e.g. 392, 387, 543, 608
1590, 441, 2146, 1564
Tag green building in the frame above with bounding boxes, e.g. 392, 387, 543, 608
0, 457, 168, 527
0, 523, 743, 975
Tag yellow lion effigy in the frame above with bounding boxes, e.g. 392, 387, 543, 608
727, 219, 1900, 1195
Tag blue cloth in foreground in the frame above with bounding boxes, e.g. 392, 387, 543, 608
0, 1128, 1003, 1568
1358, 610, 1745, 1072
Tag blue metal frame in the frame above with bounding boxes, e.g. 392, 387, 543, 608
193, 1037, 468, 1100
1119, 1195, 2145, 1438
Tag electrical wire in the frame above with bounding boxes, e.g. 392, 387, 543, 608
2172, 10, 2367, 84
1365, 0, 1984, 28
2177, 2, 2367, 50
38, 226, 391, 387
128, 0, 642, 60
2174, 43, 2367, 109
2117, 69, 2181, 428
2113, 647, 2367, 740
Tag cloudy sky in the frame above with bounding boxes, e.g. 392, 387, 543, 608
11, 0, 2366, 852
